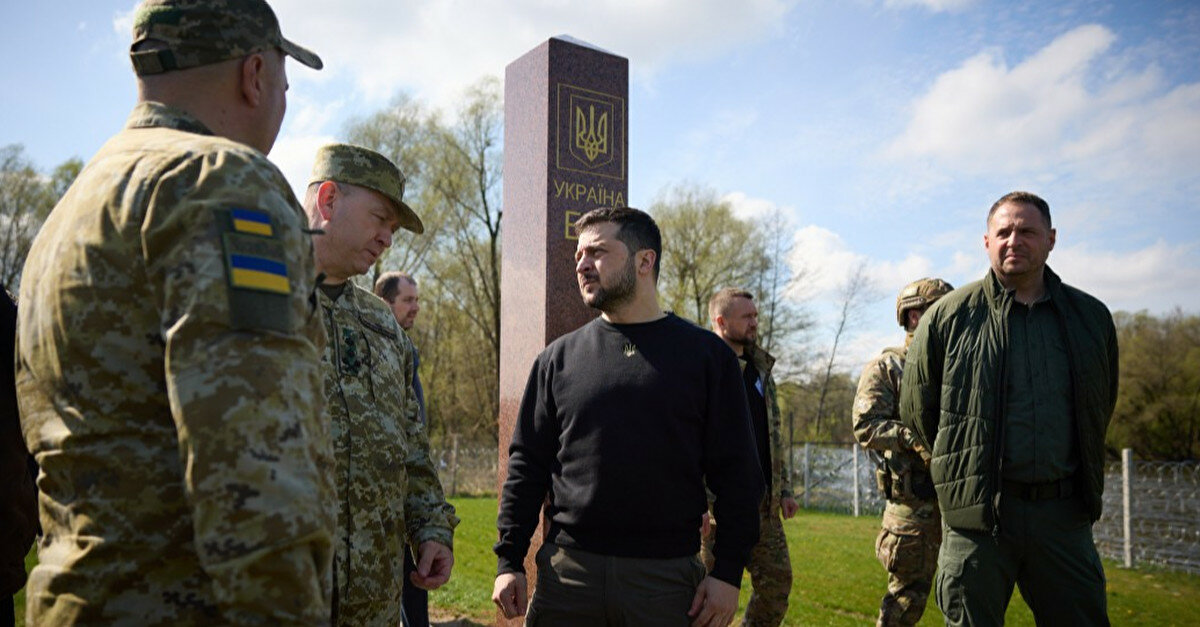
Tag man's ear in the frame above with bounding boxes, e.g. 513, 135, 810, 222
315, 181, 339, 221
636, 249, 656, 276
240, 52, 267, 107
713, 315, 726, 334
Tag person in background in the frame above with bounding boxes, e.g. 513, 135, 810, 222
304, 143, 458, 625
374, 270, 431, 626
853, 277, 953, 626
703, 287, 798, 626
1, 286, 36, 627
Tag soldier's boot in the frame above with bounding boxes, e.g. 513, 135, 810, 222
875, 524, 937, 627
877, 575, 932, 627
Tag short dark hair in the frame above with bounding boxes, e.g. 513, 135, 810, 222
373, 271, 416, 303
988, 191, 1051, 229
708, 287, 754, 323
575, 207, 662, 279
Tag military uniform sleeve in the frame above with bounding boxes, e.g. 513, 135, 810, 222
398, 333, 459, 549
142, 152, 333, 624
495, 357, 558, 576
768, 380, 793, 497
900, 312, 944, 455
852, 353, 919, 454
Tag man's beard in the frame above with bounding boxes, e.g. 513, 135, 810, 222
581, 256, 637, 312
729, 329, 756, 349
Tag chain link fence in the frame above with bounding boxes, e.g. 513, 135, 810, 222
430, 438, 498, 497
1094, 454, 1200, 574
788, 443, 1200, 575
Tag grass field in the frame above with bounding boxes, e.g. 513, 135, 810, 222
15, 496, 1200, 625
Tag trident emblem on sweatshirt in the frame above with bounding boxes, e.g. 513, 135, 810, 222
623, 342, 637, 357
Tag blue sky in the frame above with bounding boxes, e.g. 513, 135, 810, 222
5, 0, 1198, 370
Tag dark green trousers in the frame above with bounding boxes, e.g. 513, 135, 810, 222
526, 543, 707, 626
936, 495, 1109, 626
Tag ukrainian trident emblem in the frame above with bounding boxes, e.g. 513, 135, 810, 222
574, 104, 608, 162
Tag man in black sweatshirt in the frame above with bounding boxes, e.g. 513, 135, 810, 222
492, 207, 765, 626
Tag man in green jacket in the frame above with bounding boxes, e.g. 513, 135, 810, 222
900, 191, 1118, 627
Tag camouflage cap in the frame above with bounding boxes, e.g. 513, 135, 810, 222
309, 144, 424, 234
129, 0, 322, 76
896, 277, 954, 327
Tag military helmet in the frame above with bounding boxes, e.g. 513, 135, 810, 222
896, 278, 954, 327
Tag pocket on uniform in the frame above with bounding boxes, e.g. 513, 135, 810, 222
876, 528, 925, 574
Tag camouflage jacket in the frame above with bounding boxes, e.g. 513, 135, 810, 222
745, 345, 793, 508
317, 282, 457, 626
711, 345, 793, 514
852, 342, 932, 503
16, 102, 335, 624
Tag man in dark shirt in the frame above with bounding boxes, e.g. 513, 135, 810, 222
703, 287, 798, 626
492, 207, 765, 626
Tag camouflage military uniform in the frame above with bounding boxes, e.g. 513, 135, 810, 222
853, 344, 941, 627
16, 101, 335, 624
702, 345, 793, 626
317, 282, 458, 626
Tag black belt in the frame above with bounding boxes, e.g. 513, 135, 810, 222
1002, 478, 1074, 501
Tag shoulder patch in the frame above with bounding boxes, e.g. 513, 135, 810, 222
216, 208, 293, 332
230, 207, 275, 237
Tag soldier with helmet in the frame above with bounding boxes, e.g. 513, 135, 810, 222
852, 277, 954, 626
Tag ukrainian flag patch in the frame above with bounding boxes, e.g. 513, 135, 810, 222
228, 254, 290, 294
231, 208, 274, 236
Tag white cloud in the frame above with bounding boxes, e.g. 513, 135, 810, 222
273, 0, 793, 110
268, 93, 352, 195
723, 190, 794, 222
886, 24, 1200, 187
1051, 240, 1200, 314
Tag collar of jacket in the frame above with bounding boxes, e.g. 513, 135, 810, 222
982, 265, 1065, 312
125, 101, 216, 137
744, 343, 776, 377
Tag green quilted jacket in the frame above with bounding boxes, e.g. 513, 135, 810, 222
899, 267, 1118, 532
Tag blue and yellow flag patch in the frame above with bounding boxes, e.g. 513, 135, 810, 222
229, 254, 289, 294
219, 207, 291, 297
231, 208, 274, 236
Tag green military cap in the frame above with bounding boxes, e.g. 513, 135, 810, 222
310, 144, 424, 234
129, 0, 322, 76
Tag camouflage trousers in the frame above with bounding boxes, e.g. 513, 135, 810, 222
701, 503, 792, 627
874, 499, 941, 627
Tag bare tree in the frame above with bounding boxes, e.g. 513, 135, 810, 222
0, 146, 81, 292
749, 208, 813, 360
812, 261, 877, 438
344, 94, 443, 283
652, 182, 763, 324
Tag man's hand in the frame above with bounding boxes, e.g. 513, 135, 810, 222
410, 541, 454, 590
492, 572, 528, 620
687, 575, 738, 626
781, 496, 799, 519
700, 511, 713, 537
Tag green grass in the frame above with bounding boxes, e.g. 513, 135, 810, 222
15, 497, 1200, 626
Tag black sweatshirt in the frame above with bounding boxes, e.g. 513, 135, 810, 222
495, 314, 765, 587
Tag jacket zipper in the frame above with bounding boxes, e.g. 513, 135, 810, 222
991, 291, 1011, 539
